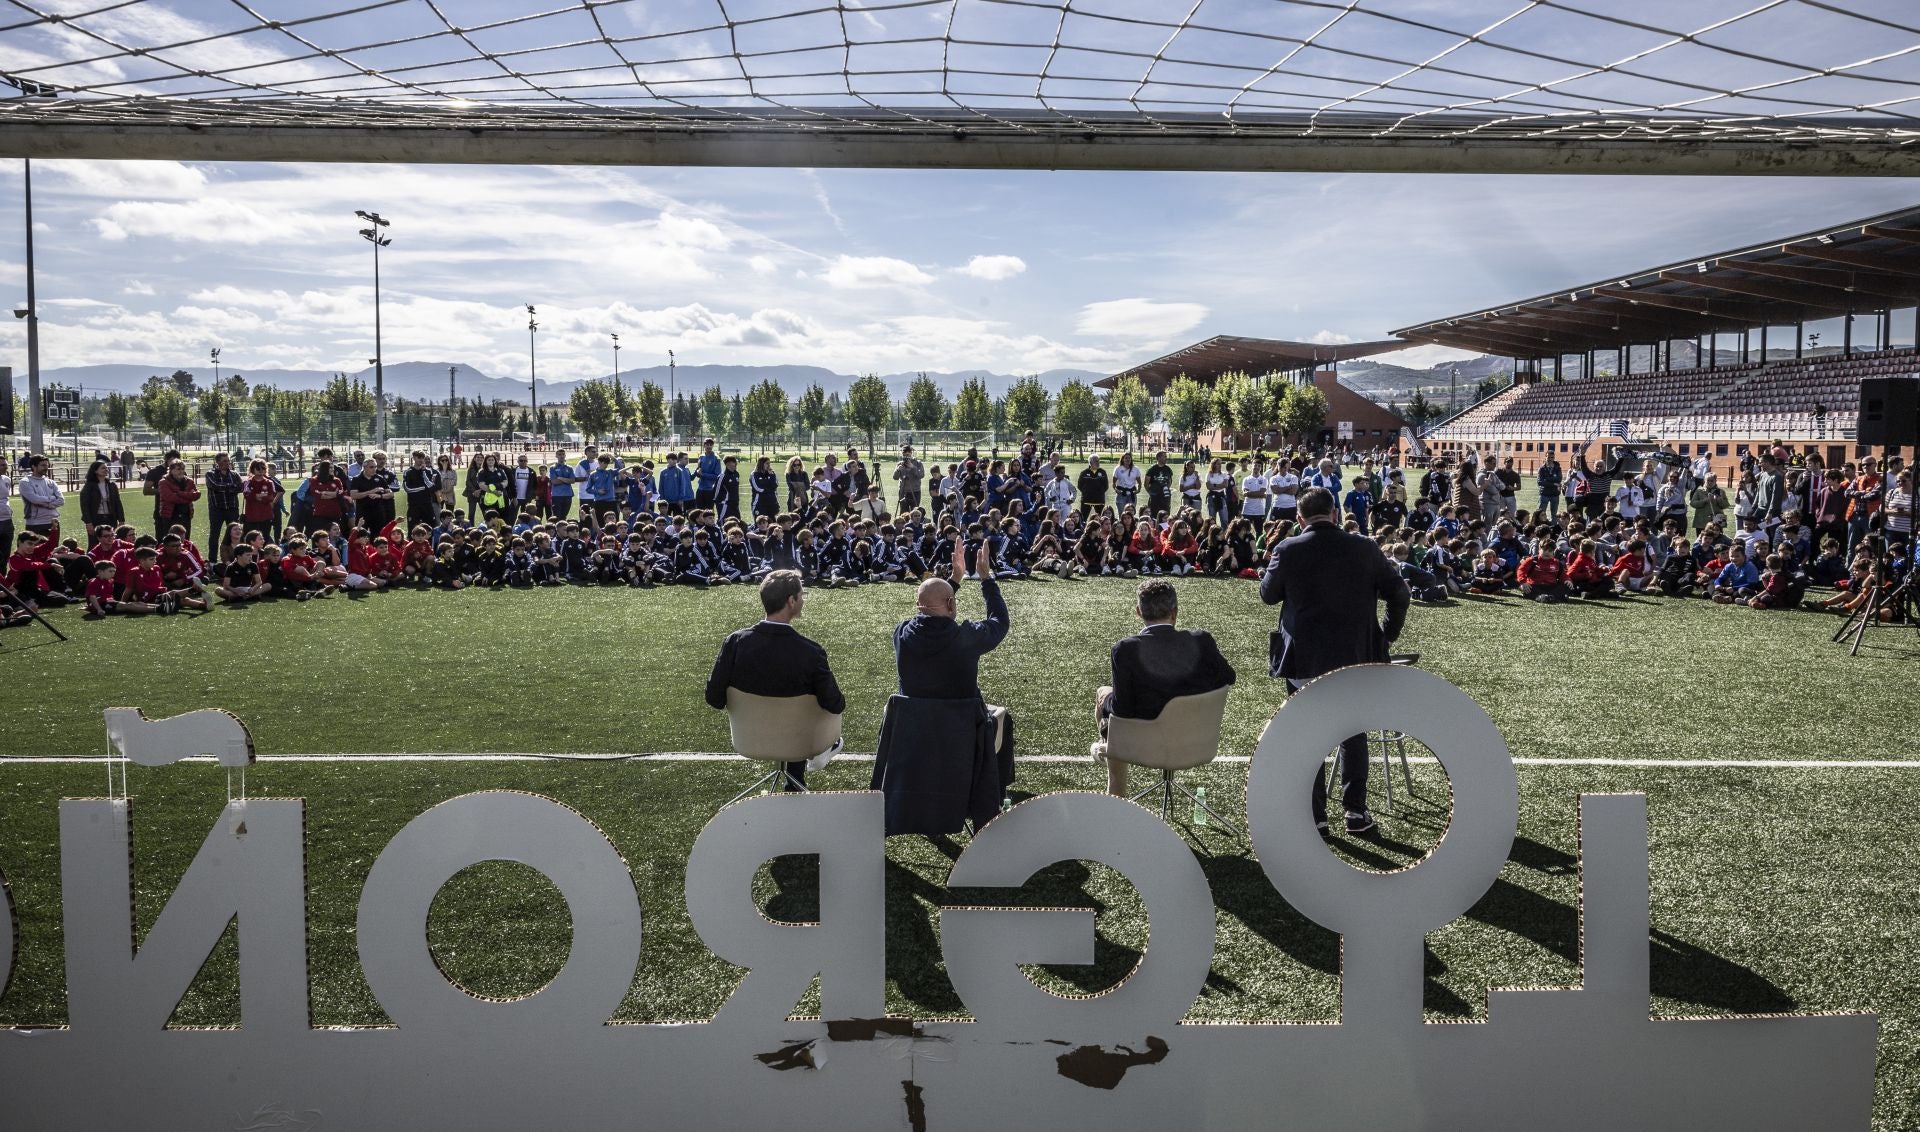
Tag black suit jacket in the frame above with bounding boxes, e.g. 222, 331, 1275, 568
1259, 520, 1410, 681
893, 578, 1009, 700
1110, 624, 1236, 720
704, 621, 846, 713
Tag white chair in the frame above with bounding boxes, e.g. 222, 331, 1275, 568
723, 689, 843, 805
1090, 686, 1236, 836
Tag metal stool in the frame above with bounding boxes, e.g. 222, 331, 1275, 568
1325, 731, 1417, 815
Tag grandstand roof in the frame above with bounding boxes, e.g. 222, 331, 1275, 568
1394, 203, 1920, 359
1097, 335, 1404, 393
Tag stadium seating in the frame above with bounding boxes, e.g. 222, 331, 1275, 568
1424, 347, 1919, 448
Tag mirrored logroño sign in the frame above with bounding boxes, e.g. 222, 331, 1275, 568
0, 667, 1878, 1129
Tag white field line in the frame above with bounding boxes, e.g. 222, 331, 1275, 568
1, 753, 1917, 769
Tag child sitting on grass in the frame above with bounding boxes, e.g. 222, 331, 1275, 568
1711, 545, 1761, 604
1748, 553, 1792, 610
214, 544, 271, 604
86, 558, 160, 616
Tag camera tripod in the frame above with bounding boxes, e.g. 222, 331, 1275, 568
1832, 565, 1920, 656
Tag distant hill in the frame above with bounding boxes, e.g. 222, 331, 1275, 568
35, 361, 1109, 403
1338, 355, 1506, 408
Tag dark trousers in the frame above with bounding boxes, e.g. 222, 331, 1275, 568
783, 762, 806, 791
898, 489, 921, 514
209, 503, 239, 542
550, 496, 573, 520
1289, 681, 1369, 822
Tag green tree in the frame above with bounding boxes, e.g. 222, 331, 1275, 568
636, 381, 668, 442
168, 369, 196, 396
1406, 390, 1436, 428
1052, 379, 1101, 453
610, 380, 635, 432
1162, 374, 1215, 442
103, 391, 132, 440
845, 373, 892, 457
223, 373, 250, 401
796, 383, 829, 444
729, 392, 745, 436
1230, 374, 1273, 445
700, 386, 728, 439
1474, 375, 1501, 401
569, 380, 618, 442
1106, 374, 1153, 450
137, 380, 191, 444
198, 386, 229, 449
952, 377, 993, 433
904, 374, 946, 433
320, 374, 375, 413
1281, 383, 1329, 441
1004, 376, 1050, 436
744, 379, 788, 452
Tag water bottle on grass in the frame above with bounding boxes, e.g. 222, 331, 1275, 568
1193, 787, 1208, 828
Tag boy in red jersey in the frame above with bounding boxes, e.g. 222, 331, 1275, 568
242, 459, 281, 537
280, 537, 333, 600
6, 531, 69, 610
123, 546, 186, 614
87, 558, 160, 616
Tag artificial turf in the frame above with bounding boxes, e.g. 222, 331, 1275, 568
4, 480, 1919, 1126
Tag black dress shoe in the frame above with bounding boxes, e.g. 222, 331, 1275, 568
1345, 811, 1378, 836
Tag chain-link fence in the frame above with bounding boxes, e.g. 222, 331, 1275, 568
225, 406, 451, 454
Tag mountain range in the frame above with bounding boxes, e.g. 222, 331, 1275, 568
29, 361, 1113, 405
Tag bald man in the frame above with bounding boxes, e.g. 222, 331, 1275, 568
894, 539, 1009, 701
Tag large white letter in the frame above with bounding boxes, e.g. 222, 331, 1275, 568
1246, 665, 1516, 1029
356, 791, 641, 1030
61, 799, 309, 1033
940, 792, 1213, 1038
685, 791, 885, 1024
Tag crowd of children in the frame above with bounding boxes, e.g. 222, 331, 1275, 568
3, 438, 1911, 625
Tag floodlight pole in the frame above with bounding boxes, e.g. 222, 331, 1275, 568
356, 209, 391, 441
527, 304, 537, 440
22, 156, 41, 454
448, 364, 456, 417
669, 349, 676, 435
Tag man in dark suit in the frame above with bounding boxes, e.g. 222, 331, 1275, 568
894, 541, 1008, 700
1096, 579, 1236, 796
1260, 485, 1409, 837
705, 569, 845, 790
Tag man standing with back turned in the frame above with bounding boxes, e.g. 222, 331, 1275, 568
1260, 486, 1409, 838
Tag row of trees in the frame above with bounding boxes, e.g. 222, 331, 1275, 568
1156, 371, 1330, 446
565, 370, 1332, 451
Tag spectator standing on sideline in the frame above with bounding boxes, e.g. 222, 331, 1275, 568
1078, 455, 1109, 521
205, 452, 243, 539
79, 459, 125, 532
705, 569, 845, 791
1536, 451, 1563, 522
142, 447, 182, 532
1145, 451, 1175, 516
547, 451, 578, 520
403, 450, 441, 528
1112, 452, 1140, 513
155, 458, 200, 541
659, 452, 694, 516
1260, 486, 1409, 839
1094, 579, 1236, 797
893, 445, 924, 514
0, 462, 13, 554
695, 438, 723, 511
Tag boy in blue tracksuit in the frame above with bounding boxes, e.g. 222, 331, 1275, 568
695, 439, 723, 510
658, 453, 694, 515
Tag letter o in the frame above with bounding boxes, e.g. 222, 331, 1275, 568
357, 792, 642, 1029
1247, 665, 1517, 937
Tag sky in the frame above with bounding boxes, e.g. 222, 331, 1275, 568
1, 162, 1915, 387
1, 0, 1917, 386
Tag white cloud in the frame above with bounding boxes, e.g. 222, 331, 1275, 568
819, 254, 934, 289
92, 200, 329, 245
1075, 298, 1208, 339
957, 254, 1027, 281
1365, 344, 1483, 370
1309, 329, 1355, 345
749, 255, 778, 274
123, 280, 155, 296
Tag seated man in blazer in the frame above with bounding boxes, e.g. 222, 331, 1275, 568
1260, 486, 1409, 837
705, 569, 846, 790
1096, 579, 1236, 797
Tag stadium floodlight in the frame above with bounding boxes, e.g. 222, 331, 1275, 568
357, 209, 392, 439
11, 308, 24, 319
526, 305, 538, 428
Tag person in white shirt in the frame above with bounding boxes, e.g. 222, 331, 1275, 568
19, 455, 64, 536
1614, 479, 1645, 522
1270, 461, 1301, 520
1306, 457, 1341, 494
0, 467, 13, 550
1240, 461, 1270, 522
1112, 453, 1141, 512
1044, 464, 1077, 523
